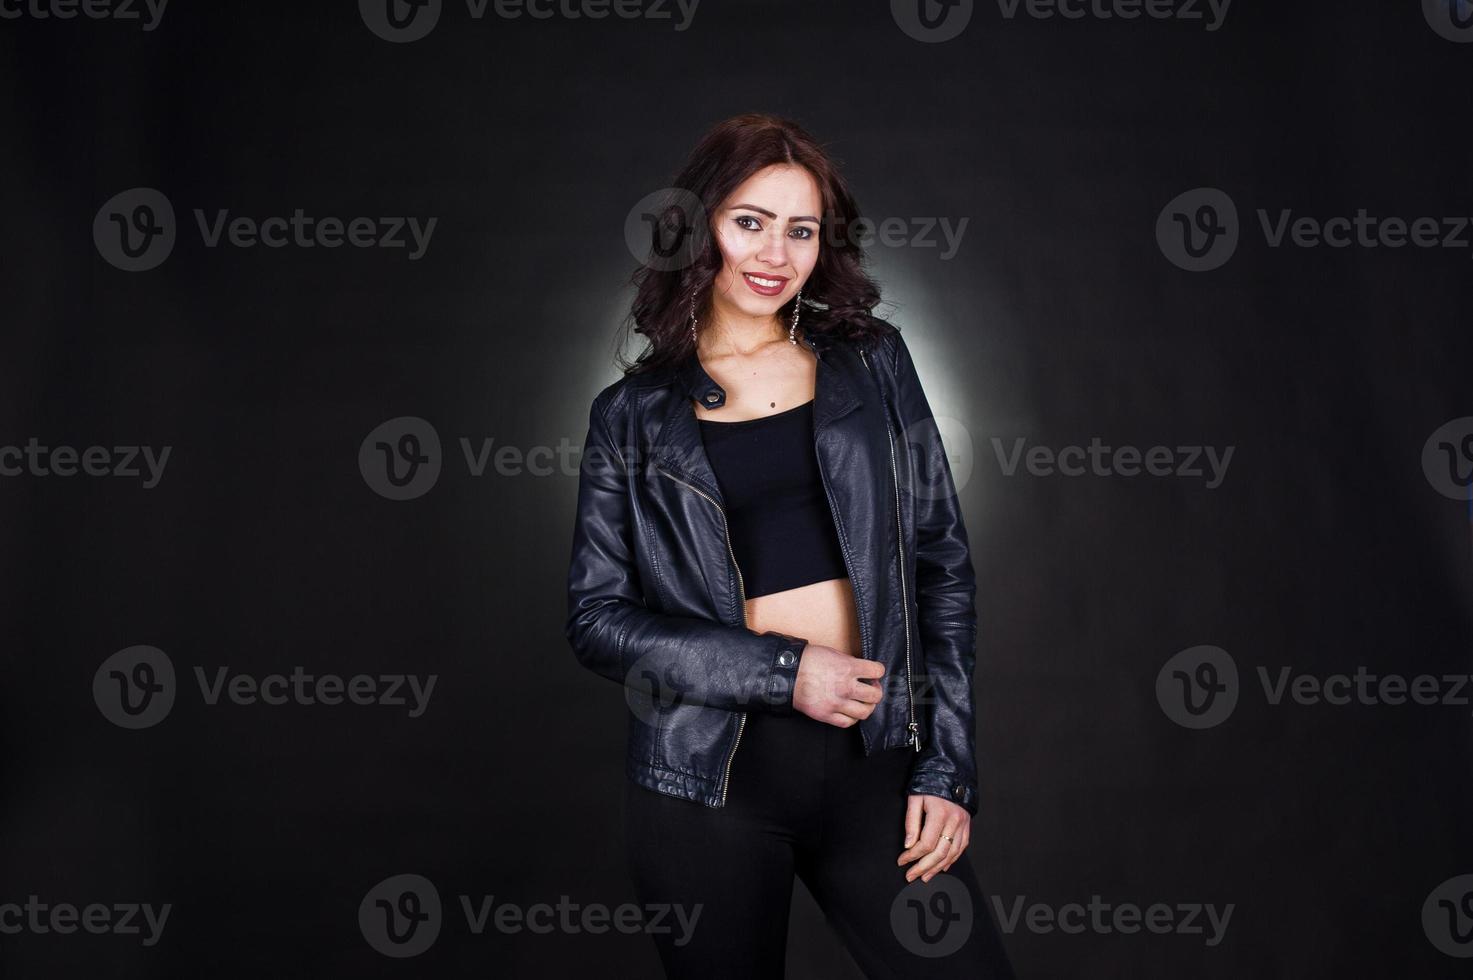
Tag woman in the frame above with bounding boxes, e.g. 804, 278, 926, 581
566, 113, 1014, 978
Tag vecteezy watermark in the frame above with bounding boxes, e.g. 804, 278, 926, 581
994, 0, 1231, 30
0, 0, 168, 30
358, 0, 699, 43
92, 646, 437, 729
362, 415, 977, 503
623, 187, 709, 273
1156, 645, 1473, 728
622, 649, 947, 727
892, 0, 1231, 43
891, 0, 974, 43
813, 213, 968, 260
93, 188, 437, 271
1422, 417, 1473, 501
891, 875, 974, 958
990, 895, 1234, 947
1255, 208, 1473, 257
1424, 874, 1473, 957
622, 188, 968, 270
900, 416, 975, 502
1156, 646, 1238, 729
1158, 187, 1473, 271
358, 873, 702, 958
1424, 0, 1473, 43
0, 897, 171, 946
0, 438, 171, 488
991, 437, 1234, 489
358, 416, 584, 500
1155, 187, 1239, 271
359, 416, 745, 500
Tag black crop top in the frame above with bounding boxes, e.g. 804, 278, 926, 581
696, 399, 850, 599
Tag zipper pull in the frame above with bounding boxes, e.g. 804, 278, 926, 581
907, 721, 921, 751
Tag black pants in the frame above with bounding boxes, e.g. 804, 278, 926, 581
623, 709, 1017, 979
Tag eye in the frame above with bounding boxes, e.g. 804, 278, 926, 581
789, 225, 817, 241
733, 215, 762, 232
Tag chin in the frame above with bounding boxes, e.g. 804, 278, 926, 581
731, 293, 788, 318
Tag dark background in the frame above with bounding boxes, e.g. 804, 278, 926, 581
2, 1, 1471, 976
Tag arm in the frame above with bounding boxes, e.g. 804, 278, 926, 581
565, 391, 808, 714
889, 333, 982, 817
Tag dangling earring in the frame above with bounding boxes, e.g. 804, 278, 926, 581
788, 289, 803, 345
689, 297, 698, 347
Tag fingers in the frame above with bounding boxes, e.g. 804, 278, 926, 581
907, 817, 959, 882
905, 823, 951, 882
797, 649, 886, 727
795, 645, 883, 722
822, 674, 883, 727
845, 677, 882, 704
900, 795, 923, 854
897, 798, 971, 883
822, 708, 867, 728
939, 823, 971, 874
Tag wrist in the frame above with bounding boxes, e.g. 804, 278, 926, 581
759, 631, 808, 714
908, 764, 978, 816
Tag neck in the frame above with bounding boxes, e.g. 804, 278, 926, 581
699, 305, 784, 357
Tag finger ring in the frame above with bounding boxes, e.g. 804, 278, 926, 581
941, 834, 953, 841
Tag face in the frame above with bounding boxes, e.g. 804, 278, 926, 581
707, 164, 822, 326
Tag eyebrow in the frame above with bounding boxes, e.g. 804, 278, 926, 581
728, 203, 821, 224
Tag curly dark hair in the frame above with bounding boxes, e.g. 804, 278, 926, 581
619, 113, 892, 375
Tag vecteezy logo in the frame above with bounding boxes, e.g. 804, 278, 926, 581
892, 0, 974, 42
359, 0, 442, 42
1423, 874, 1473, 957
890, 874, 973, 957
900, 415, 975, 502
359, 417, 442, 500
1156, 188, 1239, 271
1422, 417, 1473, 501
1424, 0, 1473, 42
93, 646, 177, 729
93, 188, 176, 272
360, 873, 443, 957
624, 650, 705, 726
1156, 645, 1239, 729
623, 187, 708, 273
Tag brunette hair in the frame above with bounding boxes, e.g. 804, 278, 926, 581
619, 113, 891, 374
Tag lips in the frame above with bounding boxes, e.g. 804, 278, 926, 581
741, 271, 789, 297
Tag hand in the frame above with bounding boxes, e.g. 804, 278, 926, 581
897, 794, 970, 883
792, 643, 885, 728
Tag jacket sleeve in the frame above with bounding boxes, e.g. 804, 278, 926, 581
565, 391, 809, 715
888, 333, 983, 816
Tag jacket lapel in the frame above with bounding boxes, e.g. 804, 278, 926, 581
649, 341, 868, 499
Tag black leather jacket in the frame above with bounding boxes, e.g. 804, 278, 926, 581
565, 324, 981, 815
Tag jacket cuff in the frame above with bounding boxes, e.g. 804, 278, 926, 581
759, 631, 808, 715
908, 766, 978, 816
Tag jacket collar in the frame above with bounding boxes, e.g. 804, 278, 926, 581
653, 335, 863, 496
672, 333, 861, 424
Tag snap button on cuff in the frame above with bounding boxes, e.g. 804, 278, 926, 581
704, 391, 720, 404
777, 650, 796, 667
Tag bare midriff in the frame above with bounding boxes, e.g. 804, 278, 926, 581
745, 576, 862, 658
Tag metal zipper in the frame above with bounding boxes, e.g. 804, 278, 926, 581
860, 349, 921, 752
813, 418, 873, 754
655, 466, 748, 805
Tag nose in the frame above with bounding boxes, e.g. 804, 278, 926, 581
755, 224, 789, 268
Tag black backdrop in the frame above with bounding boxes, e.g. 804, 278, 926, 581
2, 1, 1471, 977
